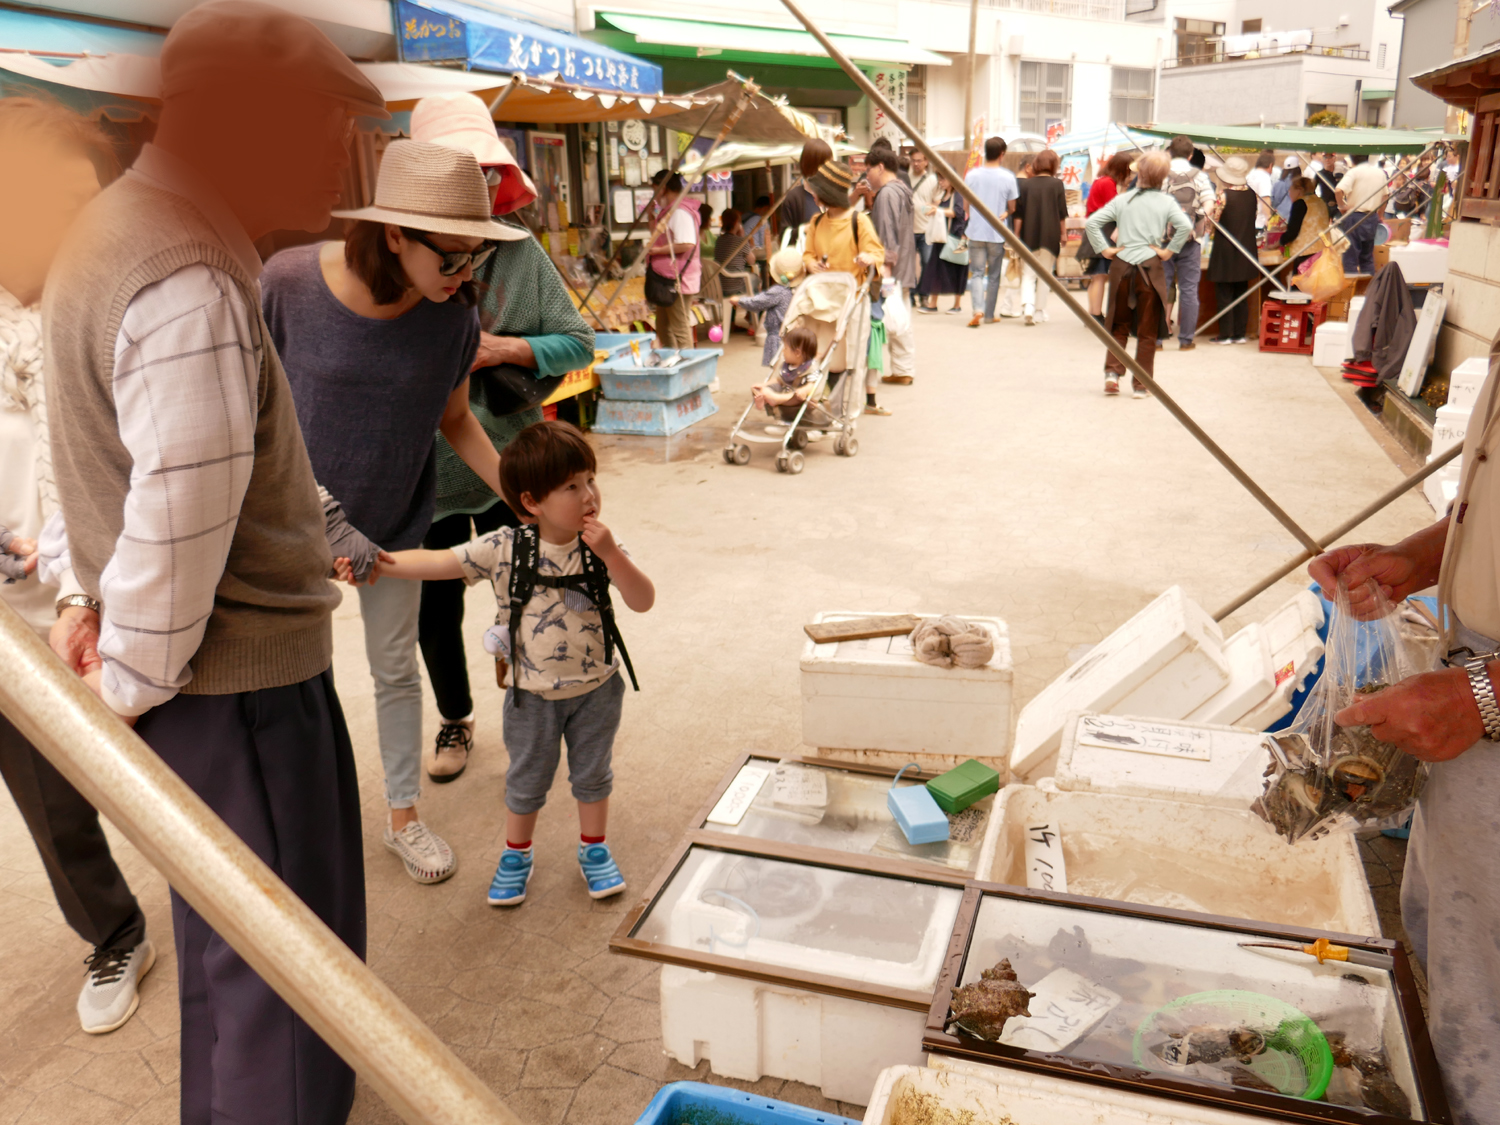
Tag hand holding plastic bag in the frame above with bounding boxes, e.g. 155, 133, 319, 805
1254, 580, 1431, 843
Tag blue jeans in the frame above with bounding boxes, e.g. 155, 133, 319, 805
1340, 210, 1379, 274
968, 240, 1004, 320
1161, 238, 1201, 345
913, 235, 931, 304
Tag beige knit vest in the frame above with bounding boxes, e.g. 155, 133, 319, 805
43, 175, 338, 695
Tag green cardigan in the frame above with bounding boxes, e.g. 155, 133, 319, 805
435, 233, 595, 519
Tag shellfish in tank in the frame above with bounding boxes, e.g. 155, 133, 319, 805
948, 958, 1035, 1040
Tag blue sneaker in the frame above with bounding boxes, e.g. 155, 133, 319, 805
487, 848, 533, 906
578, 842, 626, 899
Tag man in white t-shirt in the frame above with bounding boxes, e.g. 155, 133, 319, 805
1246, 150, 1275, 230
1336, 154, 1388, 274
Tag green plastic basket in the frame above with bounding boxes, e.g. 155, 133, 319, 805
1132, 989, 1334, 1101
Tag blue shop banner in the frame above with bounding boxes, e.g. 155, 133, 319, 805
398, 0, 663, 96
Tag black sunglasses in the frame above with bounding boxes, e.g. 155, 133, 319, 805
408, 231, 496, 277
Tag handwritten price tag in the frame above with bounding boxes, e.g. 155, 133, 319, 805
1001, 968, 1121, 1052
705, 765, 770, 826
1024, 821, 1068, 894
1076, 715, 1212, 762
773, 765, 828, 808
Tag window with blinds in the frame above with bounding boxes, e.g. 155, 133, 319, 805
1110, 67, 1155, 126
1019, 61, 1072, 135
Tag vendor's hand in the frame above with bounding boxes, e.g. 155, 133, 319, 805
1155, 247, 1174, 261
1334, 667, 1485, 761
472, 332, 529, 371
1101, 247, 1119, 259
580, 515, 621, 563
50, 605, 101, 677
1308, 540, 1440, 618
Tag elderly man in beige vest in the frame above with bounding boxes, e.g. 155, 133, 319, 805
1310, 343, 1500, 1125
41, 3, 386, 1121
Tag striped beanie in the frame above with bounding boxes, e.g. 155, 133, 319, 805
807, 158, 853, 208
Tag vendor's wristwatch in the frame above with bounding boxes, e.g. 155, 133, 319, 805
55, 594, 101, 617
1463, 658, 1500, 742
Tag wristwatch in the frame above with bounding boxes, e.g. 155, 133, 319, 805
1463, 658, 1500, 742
56, 594, 102, 617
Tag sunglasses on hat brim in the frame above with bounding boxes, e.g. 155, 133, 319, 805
408, 230, 496, 276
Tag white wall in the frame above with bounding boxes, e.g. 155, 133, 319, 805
1157, 52, 1305, 121
576, 0, 902, 39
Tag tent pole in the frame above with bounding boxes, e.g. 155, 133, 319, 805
774, 0, 1323, 556
963, 0, 979, 152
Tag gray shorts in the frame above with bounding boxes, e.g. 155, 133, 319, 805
501, 673, 625, 815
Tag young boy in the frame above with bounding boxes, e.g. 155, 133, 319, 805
0, 527, 36, 583
364, 421, 654, 905
729, 245, 804, 367
750, 322, 820, 413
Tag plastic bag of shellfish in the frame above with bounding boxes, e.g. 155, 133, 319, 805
1253, 580, 1432, 843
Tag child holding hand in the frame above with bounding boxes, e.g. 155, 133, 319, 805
0, 526, 37, 583
349, 421, 653, 906
750, 323, 821, 413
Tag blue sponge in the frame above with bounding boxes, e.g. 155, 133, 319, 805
888, 763, 950, 845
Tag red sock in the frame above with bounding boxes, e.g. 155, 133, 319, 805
507, 840, 532, 851
580, 833, 606, 845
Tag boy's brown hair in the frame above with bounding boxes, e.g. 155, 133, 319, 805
781, 323, 819, 363
500, 419, 597, 517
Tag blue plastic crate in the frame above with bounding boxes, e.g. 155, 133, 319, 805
634, 1082, 861, 1125
592, 385, 718, 436
595, 348, 722, 402
594, 331, 657, 358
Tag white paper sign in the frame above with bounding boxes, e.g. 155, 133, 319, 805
1023, 821, 1068, 894
1001, 968, 1121, 1052
773, 765, 828, 808
705, 765, 770, 826
1076, 715, 1212, 762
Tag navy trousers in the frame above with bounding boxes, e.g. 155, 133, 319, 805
137, 669, 365, 1125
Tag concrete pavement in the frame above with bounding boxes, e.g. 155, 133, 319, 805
0, 295, 1436, 1123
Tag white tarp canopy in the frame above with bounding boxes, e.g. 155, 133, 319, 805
0, 51, 160, 99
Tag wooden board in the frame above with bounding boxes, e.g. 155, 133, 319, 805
803, 614, 921, 645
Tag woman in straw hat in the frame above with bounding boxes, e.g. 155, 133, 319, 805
1206, 155, 1259, 345
409, 92, 594, 796
263, 138, 529, 887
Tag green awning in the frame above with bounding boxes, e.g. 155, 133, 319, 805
596, 12, 951, 67
1133, 122, 1438, 155
1361, 88, 1396, 101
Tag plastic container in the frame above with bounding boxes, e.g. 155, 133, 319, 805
595, 347, 723, 401
801, 612, 1013, 772
1183, 624, 1275, 727
1424, 459, 1461, 514
1432, 401, 1471, 454
1310, 321, 1349, 367
1388, 242, 1448, 284
1011, 587, 1228, 781
592, 385, 718, 436
866, 1063, 1301, 1125
594, 331, 657, 357
974, 783, 1379, 934
636, 1081, 860, 1124
660, 966, 928, 1106
1446, 355, 1488, 410
1055, 713, 1272, 808
926, 759, 1001, 814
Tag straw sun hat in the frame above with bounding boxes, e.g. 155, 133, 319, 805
1217, 156, 1250, 186
410, 92, 538, 216
332, 140, 529, 240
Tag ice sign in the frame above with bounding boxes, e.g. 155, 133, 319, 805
1076, 715, 1212, 761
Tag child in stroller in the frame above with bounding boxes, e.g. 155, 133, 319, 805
750, 323, 820, 418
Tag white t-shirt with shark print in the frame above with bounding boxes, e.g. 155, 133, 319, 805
453, 527, 623, 701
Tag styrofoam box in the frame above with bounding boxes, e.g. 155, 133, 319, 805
1388, 242, 1449, 285
801, 612, 1013, 770
1310, 321, 1348, 367
867, 1064, 1299, 1125
1261, 589, 1324, 654
661, 967, 924, 1106
1446, 355, 1488, 410
974, 783, 1379, 934
1236, 621, 1325, 730
1424, 462, 1461, 515
1184, 624, 1274, 726
1011, 587, 1227, 781
1056, 713, 1271, 807
1432, 402, 1470, 454
1346, 294, 1366, 328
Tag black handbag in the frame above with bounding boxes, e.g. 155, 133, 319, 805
644, 265, 680, 308
473, 361, 564, 416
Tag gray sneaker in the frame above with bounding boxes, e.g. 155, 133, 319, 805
384, 821, 457, 884
78, 938, 156, 1034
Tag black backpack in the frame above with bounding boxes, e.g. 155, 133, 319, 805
505, 524, 638, 704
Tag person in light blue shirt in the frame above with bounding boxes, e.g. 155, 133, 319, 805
963, 136, 1019, 326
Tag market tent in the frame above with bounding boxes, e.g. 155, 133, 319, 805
677, 138, 863, 175
0, 52, 160, 103
593, 12, 949, 68
650, 78, 828, 144
1046, 123, 1156, 156
1134, 123, 1438, 155
0, 6, 162, 118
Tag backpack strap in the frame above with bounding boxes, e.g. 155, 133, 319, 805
507, 524, 541, 705
517, 534, 641, 694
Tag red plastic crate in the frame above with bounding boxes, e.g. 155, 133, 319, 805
1258, 298, 1327, 355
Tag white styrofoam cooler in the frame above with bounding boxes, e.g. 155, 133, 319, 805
1234, 591, 1326, 730
661, 967, 924, 1106
1055, 713, 1272, 808
1388, 242, 1449, 285
1011, 587, 1227, 780
1183, 624, 1274, 726
801, 612, 1013, 770
866, 1063, 1299, 1125
1425, 458, 1461, 515
1310, 321, 1349, 367
974, 783, 1379, 935
1433, 402, 1471, 454
1446, 355, 1488, 410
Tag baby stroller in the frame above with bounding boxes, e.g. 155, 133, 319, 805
722, 270, 872, 475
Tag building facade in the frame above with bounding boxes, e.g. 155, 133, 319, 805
1389, 0, 1500, 128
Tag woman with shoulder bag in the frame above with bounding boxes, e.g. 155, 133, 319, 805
1206, 156, 1260, 345
646, 172, 701, 348
917, 174, 968, 313
410, 93, 595, 786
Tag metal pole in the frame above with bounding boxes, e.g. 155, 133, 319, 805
963, 0, 979, 152
774, 0, 1323, 555
0, 601, 524, 1125
1212, 443, 1462, 621
1206, 211, 1294, 295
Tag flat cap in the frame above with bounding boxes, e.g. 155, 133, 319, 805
161, 0, 389, 119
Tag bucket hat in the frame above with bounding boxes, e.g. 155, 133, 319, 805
333, 140, 529, 240
1217, 156, 1250, 186
807, 158, 853, 208
411, 92, 538, 216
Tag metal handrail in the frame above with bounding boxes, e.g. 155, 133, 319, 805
1164, 45, 1371, 68
0, 598, 525, 1125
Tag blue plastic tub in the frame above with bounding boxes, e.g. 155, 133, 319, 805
592, 385, 718, 436
634, 1082, 861, 1125
594, 331, 657, 357
595, 348, 722, 402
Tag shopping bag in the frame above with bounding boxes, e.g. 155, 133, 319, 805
939, 234, 970, 265
1253, 580, 1431, 843
1291, 234, 1346, 302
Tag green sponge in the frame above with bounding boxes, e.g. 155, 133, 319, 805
926, 759, 1001, 814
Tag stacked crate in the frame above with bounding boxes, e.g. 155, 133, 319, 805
590, 345, 722, 436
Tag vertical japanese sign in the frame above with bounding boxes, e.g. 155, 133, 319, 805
870, 68, 908, 145
964, 116, 986, 176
